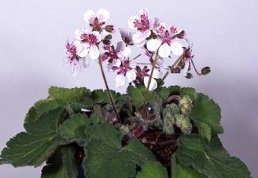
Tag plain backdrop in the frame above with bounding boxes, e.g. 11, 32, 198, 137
0, 0, 258, 177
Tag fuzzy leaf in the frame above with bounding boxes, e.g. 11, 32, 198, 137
0, 109, 66, 167
177, 135, 251, 178
90, 89, 120, 104
172, 155, 207, 178
25, 98, 63, 124
190, 93, 223, 135
83, 123, 155, 178
136, 161, 168, 178
41, 147, 78, 178
127, 86, 147, 107
59, 113, 90, 142
180, 87, 198, 101
195, 121, 212, 141
48, 87, 90, 103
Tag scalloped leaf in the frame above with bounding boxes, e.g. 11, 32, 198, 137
180, 87, 198, 101
83, 123, 155, 178
127, 86, 149, 107
190, 93, 223, 135
41, 146, 78, 178
0, 109, 66, 167
177, 135, 251, 178
172, 155, 207, 178
90, 89, 120, 104
136, 161, 168, 178
59, 113, 90, 142
48, 87, 90, 103
25, 98, 64, 124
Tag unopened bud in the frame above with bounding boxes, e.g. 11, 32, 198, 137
175, 114, 192, 134
179, 95, 193, 114
105, 25, 114, 33
201, 66, 211, 75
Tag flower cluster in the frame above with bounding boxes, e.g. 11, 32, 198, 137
65, 9, 207, 90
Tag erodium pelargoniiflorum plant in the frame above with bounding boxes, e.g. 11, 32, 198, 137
0, 9, 251, 178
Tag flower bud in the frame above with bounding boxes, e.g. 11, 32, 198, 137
105, 25, 114, 33
175, 114, 192, 134
179, 95, 193, 114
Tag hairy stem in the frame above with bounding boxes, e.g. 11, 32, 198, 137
146, 52, 159, 91
162, 53, 185, 81
98, 57, 121, 122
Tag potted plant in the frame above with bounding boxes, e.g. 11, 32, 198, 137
0, 9, 251, 178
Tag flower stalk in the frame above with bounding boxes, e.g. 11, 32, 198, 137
98, 56, 121, 123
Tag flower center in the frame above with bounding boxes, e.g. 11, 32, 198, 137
162, 31, 173, 44
81, 33, 98, 45
118, 60, 132, 76
133, 15, 150, 32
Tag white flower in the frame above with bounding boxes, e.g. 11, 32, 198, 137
143, 68, 163, 91
84, 9, 110, 24
65, 41, 89, 76
147, 23, 183, 57
74, 29, 102, 60
128, 9, 152, 45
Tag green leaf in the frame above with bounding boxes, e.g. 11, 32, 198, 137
48, 87, 90, 103
59, 113, 90, 142
25, 98, 63, 124
190, 93, 223, 135
41, 146, 78, 178
0, 109, 66, 167
136, 161, 168, 178
177, 135, 251, 178
180, 87, 197, 101
127, 86, 147, 107
195, 121, 212, 141
90, 89, 120, 104
172, 155, 207, 178
83, 123, 155, 178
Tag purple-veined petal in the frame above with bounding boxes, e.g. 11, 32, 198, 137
128, 16, 139, 30
171, 41, 183, 56
89, 45, 100, 60
158, 43, 171, 58
146, 39, 162, 51
83, 10, 95, 23
115, 75, 126, 87
96, 9, 110, 22
126, 69, 137, 83
139, 8, 148, 16
144, 76, 157, 91
92, 31, 102, 42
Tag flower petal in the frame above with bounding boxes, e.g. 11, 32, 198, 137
158, 43, 171, 58
144, 76, 157, 91
83, 10, 95, 23
128, 16, 138, 30
152, 68, 163, 79
171, 41, 183, 56
121, 47, 131, 58
126, 70, 136, 83
78, 47, 89, 58
139, 8, 148, 16
147, 39, 162, 51
96, 9, 110, 22
115, 75, 126, 87
74, 29, 83, 40
92, 31, 102, 42
89, 45, 100, 60
132, 31, 146, 45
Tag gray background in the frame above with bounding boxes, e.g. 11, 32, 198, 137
0, 0, 257, 177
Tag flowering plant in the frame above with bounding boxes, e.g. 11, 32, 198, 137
0, 9, 251, 178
